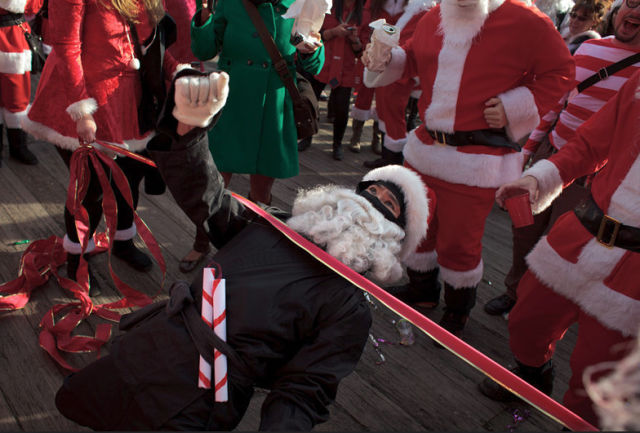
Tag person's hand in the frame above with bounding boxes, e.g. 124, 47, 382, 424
347, 26, 359, 44
76, 114, 97, 145
201, 0, 212, 22
172, 71, 229, 127
296, 37, 322, 54
484, 97, 507, 129
327, 23, 351, 39
495, 175, 539, 208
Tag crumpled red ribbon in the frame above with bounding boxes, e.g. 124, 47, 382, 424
1, 143, 166, 371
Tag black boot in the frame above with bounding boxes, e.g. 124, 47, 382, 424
363, 142, 402, 169
387, 268, 441, 308
332, 141, 343, 161
112, 239, 153, 272
7, 128, 38, 165
66, 253, 101, 297
484, 292, 517, 316
349, 119, 364, 153
298, 136, 312, 152
371, 121, 382, 155
434, 284, 477, 347
478, 359, 555, 402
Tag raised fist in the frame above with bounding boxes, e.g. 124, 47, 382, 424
172, 71, 230, 128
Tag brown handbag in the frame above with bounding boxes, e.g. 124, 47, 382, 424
241, 0, 319, 140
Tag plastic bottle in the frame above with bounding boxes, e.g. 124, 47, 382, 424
395, 318, 415, 346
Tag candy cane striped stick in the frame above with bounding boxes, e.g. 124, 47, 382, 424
198, 269, 215, 389
211, 272, 228, 402
198, 268, 229, 402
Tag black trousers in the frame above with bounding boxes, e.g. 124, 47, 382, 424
57, 148, 147, 244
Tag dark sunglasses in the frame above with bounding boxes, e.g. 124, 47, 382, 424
569, 11, 591, 21
627, 0, 640, 8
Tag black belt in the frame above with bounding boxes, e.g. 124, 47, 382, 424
0, 13, 25, 27
427, 128, 521, 151
574, 195, 640, 253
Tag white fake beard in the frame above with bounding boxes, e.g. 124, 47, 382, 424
287, 185, 406, 284
439, 0, 491, 45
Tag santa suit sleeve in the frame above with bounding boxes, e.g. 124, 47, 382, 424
523, 91, 569, 155
522, 71, 637, 213
24, 0, 44, 15
49, 0, 98, 121
258, 287, 371, 431
498, 15, 575, 142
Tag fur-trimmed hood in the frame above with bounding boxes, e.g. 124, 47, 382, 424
396, 0, 437, 31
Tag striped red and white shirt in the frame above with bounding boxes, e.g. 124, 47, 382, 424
524, 36, 640, 153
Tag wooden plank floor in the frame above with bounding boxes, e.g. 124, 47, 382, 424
0, 94, 577, 432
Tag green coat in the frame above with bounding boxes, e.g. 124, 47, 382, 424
191, 0, 325, 178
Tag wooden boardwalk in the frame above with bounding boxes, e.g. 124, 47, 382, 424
0, 97, 577, 432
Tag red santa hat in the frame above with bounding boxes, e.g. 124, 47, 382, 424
357, 165, 430, 261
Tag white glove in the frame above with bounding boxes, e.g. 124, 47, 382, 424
172, 71, 229, 127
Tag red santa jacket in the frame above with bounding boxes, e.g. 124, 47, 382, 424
24, 0, 179, 152
365, 0, 575, 188
0, 0, 44, 75
523, 70, 640, 337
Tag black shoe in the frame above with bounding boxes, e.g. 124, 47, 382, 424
298, 137, 312, 152
332, 145, 343, 161
66, 253, 101, 297
363, 146, 402, 168
479, 360, 554, 402
433, 310, 468, 349
363, 157, 386, 169
484, 293, 516, 316
7, 129, 38, 165
112, 239, 153, 272
387, 268, 441, 308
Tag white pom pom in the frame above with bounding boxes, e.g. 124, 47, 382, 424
129, 58, 140, 70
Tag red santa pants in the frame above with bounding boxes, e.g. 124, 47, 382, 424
375, 80, 414, 148
407, 166, 496, 286
0, 71, 30, 125
509, 270, 633, 427
352, 83, 375, 112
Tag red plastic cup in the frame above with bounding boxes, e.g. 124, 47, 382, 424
504, 190, 534, 228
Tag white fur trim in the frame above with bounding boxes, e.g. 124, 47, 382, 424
114, 225, 137, 241
404, 249, 438, 271
527, 237, 640, 337
384, 135, 407, 153
172, 63, 192, 79
440, 259, 484, 288
63, 235, 96, 255
403, 130, 524, 188
522, 159, 564, 214
66, 98, 98, 122
607, 156, 640, 227
0, 0, 27, 13
351, 106, 372, 121
21, 115, 152, 153
2, 107, 28, 129
395, 0, 436, 31
0, 50, 32, 74
499, 86, 540, 142
363, 46, 406, 88
361, 165, 430, 261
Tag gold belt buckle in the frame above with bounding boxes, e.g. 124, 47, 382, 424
436, 131, 447, 146
596, 214, 621, 248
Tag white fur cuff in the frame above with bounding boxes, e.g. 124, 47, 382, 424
440, 259, 483, 289
351, 106, 372, 121
115, 225, 137, 241
63, 235, 96, 255
66, 98, 98, 122
403, 250, 438, 272
1, 0, 27, 13
523, 159, 564, 214
384, 135, 407, 153
499, 86, 540, 142
364, 46, 406, 88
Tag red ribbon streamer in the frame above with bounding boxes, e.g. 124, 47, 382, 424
1, 143, 167, 371
231, 193, 598, 432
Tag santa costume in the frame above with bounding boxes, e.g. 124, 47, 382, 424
482, 69, 640, 428
364, 0, 574, 335
0, 0, 43, 166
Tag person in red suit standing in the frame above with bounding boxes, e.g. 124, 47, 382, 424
480, 69, 640, 429
362, 0, 575, 338
0, 0, 44, 167
23, 0, 186, 292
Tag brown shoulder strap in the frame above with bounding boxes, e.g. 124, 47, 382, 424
240, 0, 304, 107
